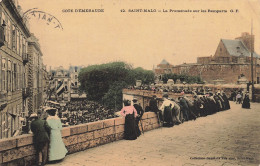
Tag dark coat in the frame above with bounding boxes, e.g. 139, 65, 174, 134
242, 95, 250, 109
149, 98, 159, 113
179, 98, 189, 110
31, 119, 51, 144
133, 104, 144, 117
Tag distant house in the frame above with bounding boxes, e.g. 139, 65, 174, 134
198, 32, 260, 64
154, 59, 173, 76
158, 32, 260, 84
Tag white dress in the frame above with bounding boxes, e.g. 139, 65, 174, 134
47, 116, 68, 161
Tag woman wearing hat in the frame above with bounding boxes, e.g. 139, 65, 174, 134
242, 91, 250, 109
120, 100, 138, 140
46, 108, 68, 162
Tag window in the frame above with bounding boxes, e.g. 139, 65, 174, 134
1, 58, 6, 91
7, 60, 11, 91
75, 75, 77, 79
7, 19, 11, 48
22, 37, 25, 55
13, 63, 17, 90
12, 25, 16, 51
18, 64, 21, 89
2, 12, 6, 42
19, 34, 22, 56
16, 30, 19, 54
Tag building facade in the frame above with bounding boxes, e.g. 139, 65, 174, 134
0, 0, 46, 139
48, 65, 86, 102
0, 0, 31, 138
155, 33, 260, 85
154, 59, 173, 82
179, 32, 260, 84
49, 66, 71, 102
27, 34, 45, 114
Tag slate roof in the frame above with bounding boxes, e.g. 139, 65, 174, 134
160, 59, 170, 65
221, 39, 260, 58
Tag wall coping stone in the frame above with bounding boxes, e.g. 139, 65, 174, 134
0, 112, 159, 165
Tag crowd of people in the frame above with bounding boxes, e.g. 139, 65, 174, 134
127, 85, 194, 94
29, 87, 252, 165
146, 91, 231, 127
119, 91, 232, 140
42, 100, 117, 127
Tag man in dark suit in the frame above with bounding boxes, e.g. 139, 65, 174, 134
30, 111, 51, 166
149, 95, 163, 124
132, 98, 144, 137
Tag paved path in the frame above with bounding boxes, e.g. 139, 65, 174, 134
48, 102, 260, 166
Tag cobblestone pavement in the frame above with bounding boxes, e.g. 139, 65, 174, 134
47, 102, 260, 166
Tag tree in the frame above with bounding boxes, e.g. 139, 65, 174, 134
131, 67, 155, 85
79, 62, 154, 110
102, 81, 127, 111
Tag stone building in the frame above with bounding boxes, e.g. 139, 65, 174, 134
49, 66, 71, 102
0, 0, 30, 138
154, 59, 173, 81
27, 34, 46, 114
69, 65, 86, 100
48, 65, 86, 102
156, 32, 260, 84
0, 0, 47, 139
197, 32, 259, 65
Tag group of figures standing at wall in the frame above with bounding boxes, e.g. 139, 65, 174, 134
120, 89, 251, 140
148, 91, 232, 127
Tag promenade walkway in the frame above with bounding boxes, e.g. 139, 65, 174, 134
48, 102, 260, 166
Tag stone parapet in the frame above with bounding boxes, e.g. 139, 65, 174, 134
0, 112, 159, 165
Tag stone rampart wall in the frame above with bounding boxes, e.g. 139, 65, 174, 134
0, 112, 159, 165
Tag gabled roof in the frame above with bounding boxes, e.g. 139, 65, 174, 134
160, 59, 170, 65
221, 39, 250, 57
221, 39, 260, 58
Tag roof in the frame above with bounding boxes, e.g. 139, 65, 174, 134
253, 52, 260, 58
160, 59, 170, 65
221, 39, 260, 58
222, 39, 250, 57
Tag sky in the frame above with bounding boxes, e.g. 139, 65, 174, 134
18, 0, 260, 70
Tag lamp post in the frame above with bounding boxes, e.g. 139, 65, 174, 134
250, 20, 255, 102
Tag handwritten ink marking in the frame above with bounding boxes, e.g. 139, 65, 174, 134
23, 8, 63, 30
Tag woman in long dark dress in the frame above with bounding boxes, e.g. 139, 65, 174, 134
242, 93, 250, 109
120, 100, 138, 140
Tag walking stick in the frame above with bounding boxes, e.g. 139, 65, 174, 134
157, 112, 160, 124
139, 118, 144, 135
156, 111, 161, 125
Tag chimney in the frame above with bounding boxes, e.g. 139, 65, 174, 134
235, 32, 254, 53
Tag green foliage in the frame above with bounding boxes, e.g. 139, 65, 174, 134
102, 81, 128, 111
132, 67, 155, 85
79, 62, 154, 110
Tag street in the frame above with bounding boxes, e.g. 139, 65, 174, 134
48, 102, 260, 166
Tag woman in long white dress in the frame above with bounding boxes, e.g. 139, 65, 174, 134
46, 108, 68, 161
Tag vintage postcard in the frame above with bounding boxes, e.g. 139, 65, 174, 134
0, 0, 259, 165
